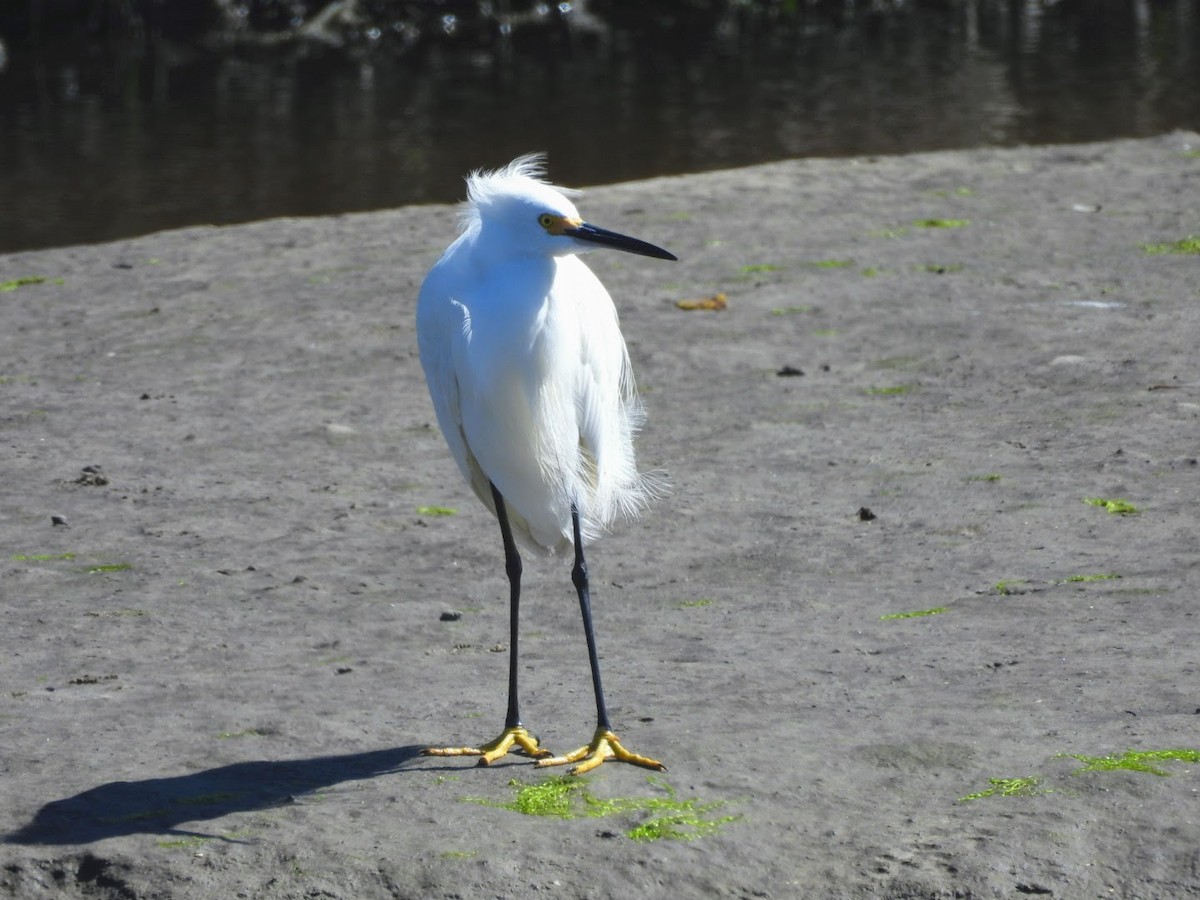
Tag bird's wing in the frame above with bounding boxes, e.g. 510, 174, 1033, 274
560, 257, 651, 536
416, 285, 497, 518
418, 256, 575, 555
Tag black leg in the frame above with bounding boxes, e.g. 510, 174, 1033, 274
527, 505, 663, 773
570, 503, 611, 731
491, 482, 524, 730
421, 483, 547, 764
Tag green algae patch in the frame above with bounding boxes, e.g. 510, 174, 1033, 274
865, 384, 915, 396
913, 218, 970, 229
994, 579, 1027, 596
880, 606, 947, 621
0, 276, 62, 292
89, 563, 133, 574
1060, 573, 1121, 584
990, 572, 1127, 595
417, 505, 457, 516
1059, 748, 1200, 777
962, 748, 1200, 805
967, 473, 1002, 482
13, 552, 77, 561
158, 828, 252, 849
501, 776, 585, 818
1140, 235, 1200, 255
1083, 497, 1139, 515
959, 776, 1048, 802
157, 835, 212, 849
806, 259, 854, 269
871, 354, 922, 371
217, 728, 264, 740
677, 598, 714, 609
740, 263, 782, 275
439, 850, 478, 860
465, 775, 739, 842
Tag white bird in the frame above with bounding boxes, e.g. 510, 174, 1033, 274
416, 154, 676, 775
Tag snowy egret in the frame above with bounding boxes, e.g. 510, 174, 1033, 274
416, 154, 676, 775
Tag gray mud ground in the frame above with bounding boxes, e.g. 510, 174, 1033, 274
3, 133, 1200, 898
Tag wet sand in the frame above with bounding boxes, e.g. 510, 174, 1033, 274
3, 132, 1200, 898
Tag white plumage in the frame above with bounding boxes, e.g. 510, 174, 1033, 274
417, 154, 661, 552
416, 154, 676, 775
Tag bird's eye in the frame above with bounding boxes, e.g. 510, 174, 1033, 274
538, 214, 556, 230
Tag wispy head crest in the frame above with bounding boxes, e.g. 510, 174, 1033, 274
478, 152, 549, 185
459, 153, 580, 232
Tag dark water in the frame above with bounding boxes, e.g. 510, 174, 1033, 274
1, 1, 1198, 253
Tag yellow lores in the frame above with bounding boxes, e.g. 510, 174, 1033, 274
416, 154, 676, 775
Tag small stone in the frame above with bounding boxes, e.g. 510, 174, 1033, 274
51, 515, 68, 527
440, 610, 463, 622
858, 506, 877, 522
75, 466, 109, 486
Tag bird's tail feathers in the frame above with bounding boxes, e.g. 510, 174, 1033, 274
577, 463, 667, 546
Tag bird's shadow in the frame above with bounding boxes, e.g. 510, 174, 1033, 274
5, 745, 426, 846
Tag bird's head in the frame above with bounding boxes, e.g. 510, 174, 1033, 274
462, 153, 676, 262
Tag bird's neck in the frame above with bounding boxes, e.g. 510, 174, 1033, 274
468, 237, 558, 285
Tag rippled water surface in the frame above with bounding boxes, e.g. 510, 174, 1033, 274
1, 2, 1197, 252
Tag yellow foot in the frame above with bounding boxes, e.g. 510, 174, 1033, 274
421, 725, 552, 766
536, 727, 665, 776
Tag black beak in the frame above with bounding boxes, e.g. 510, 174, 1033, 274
565, 222, 678, 261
